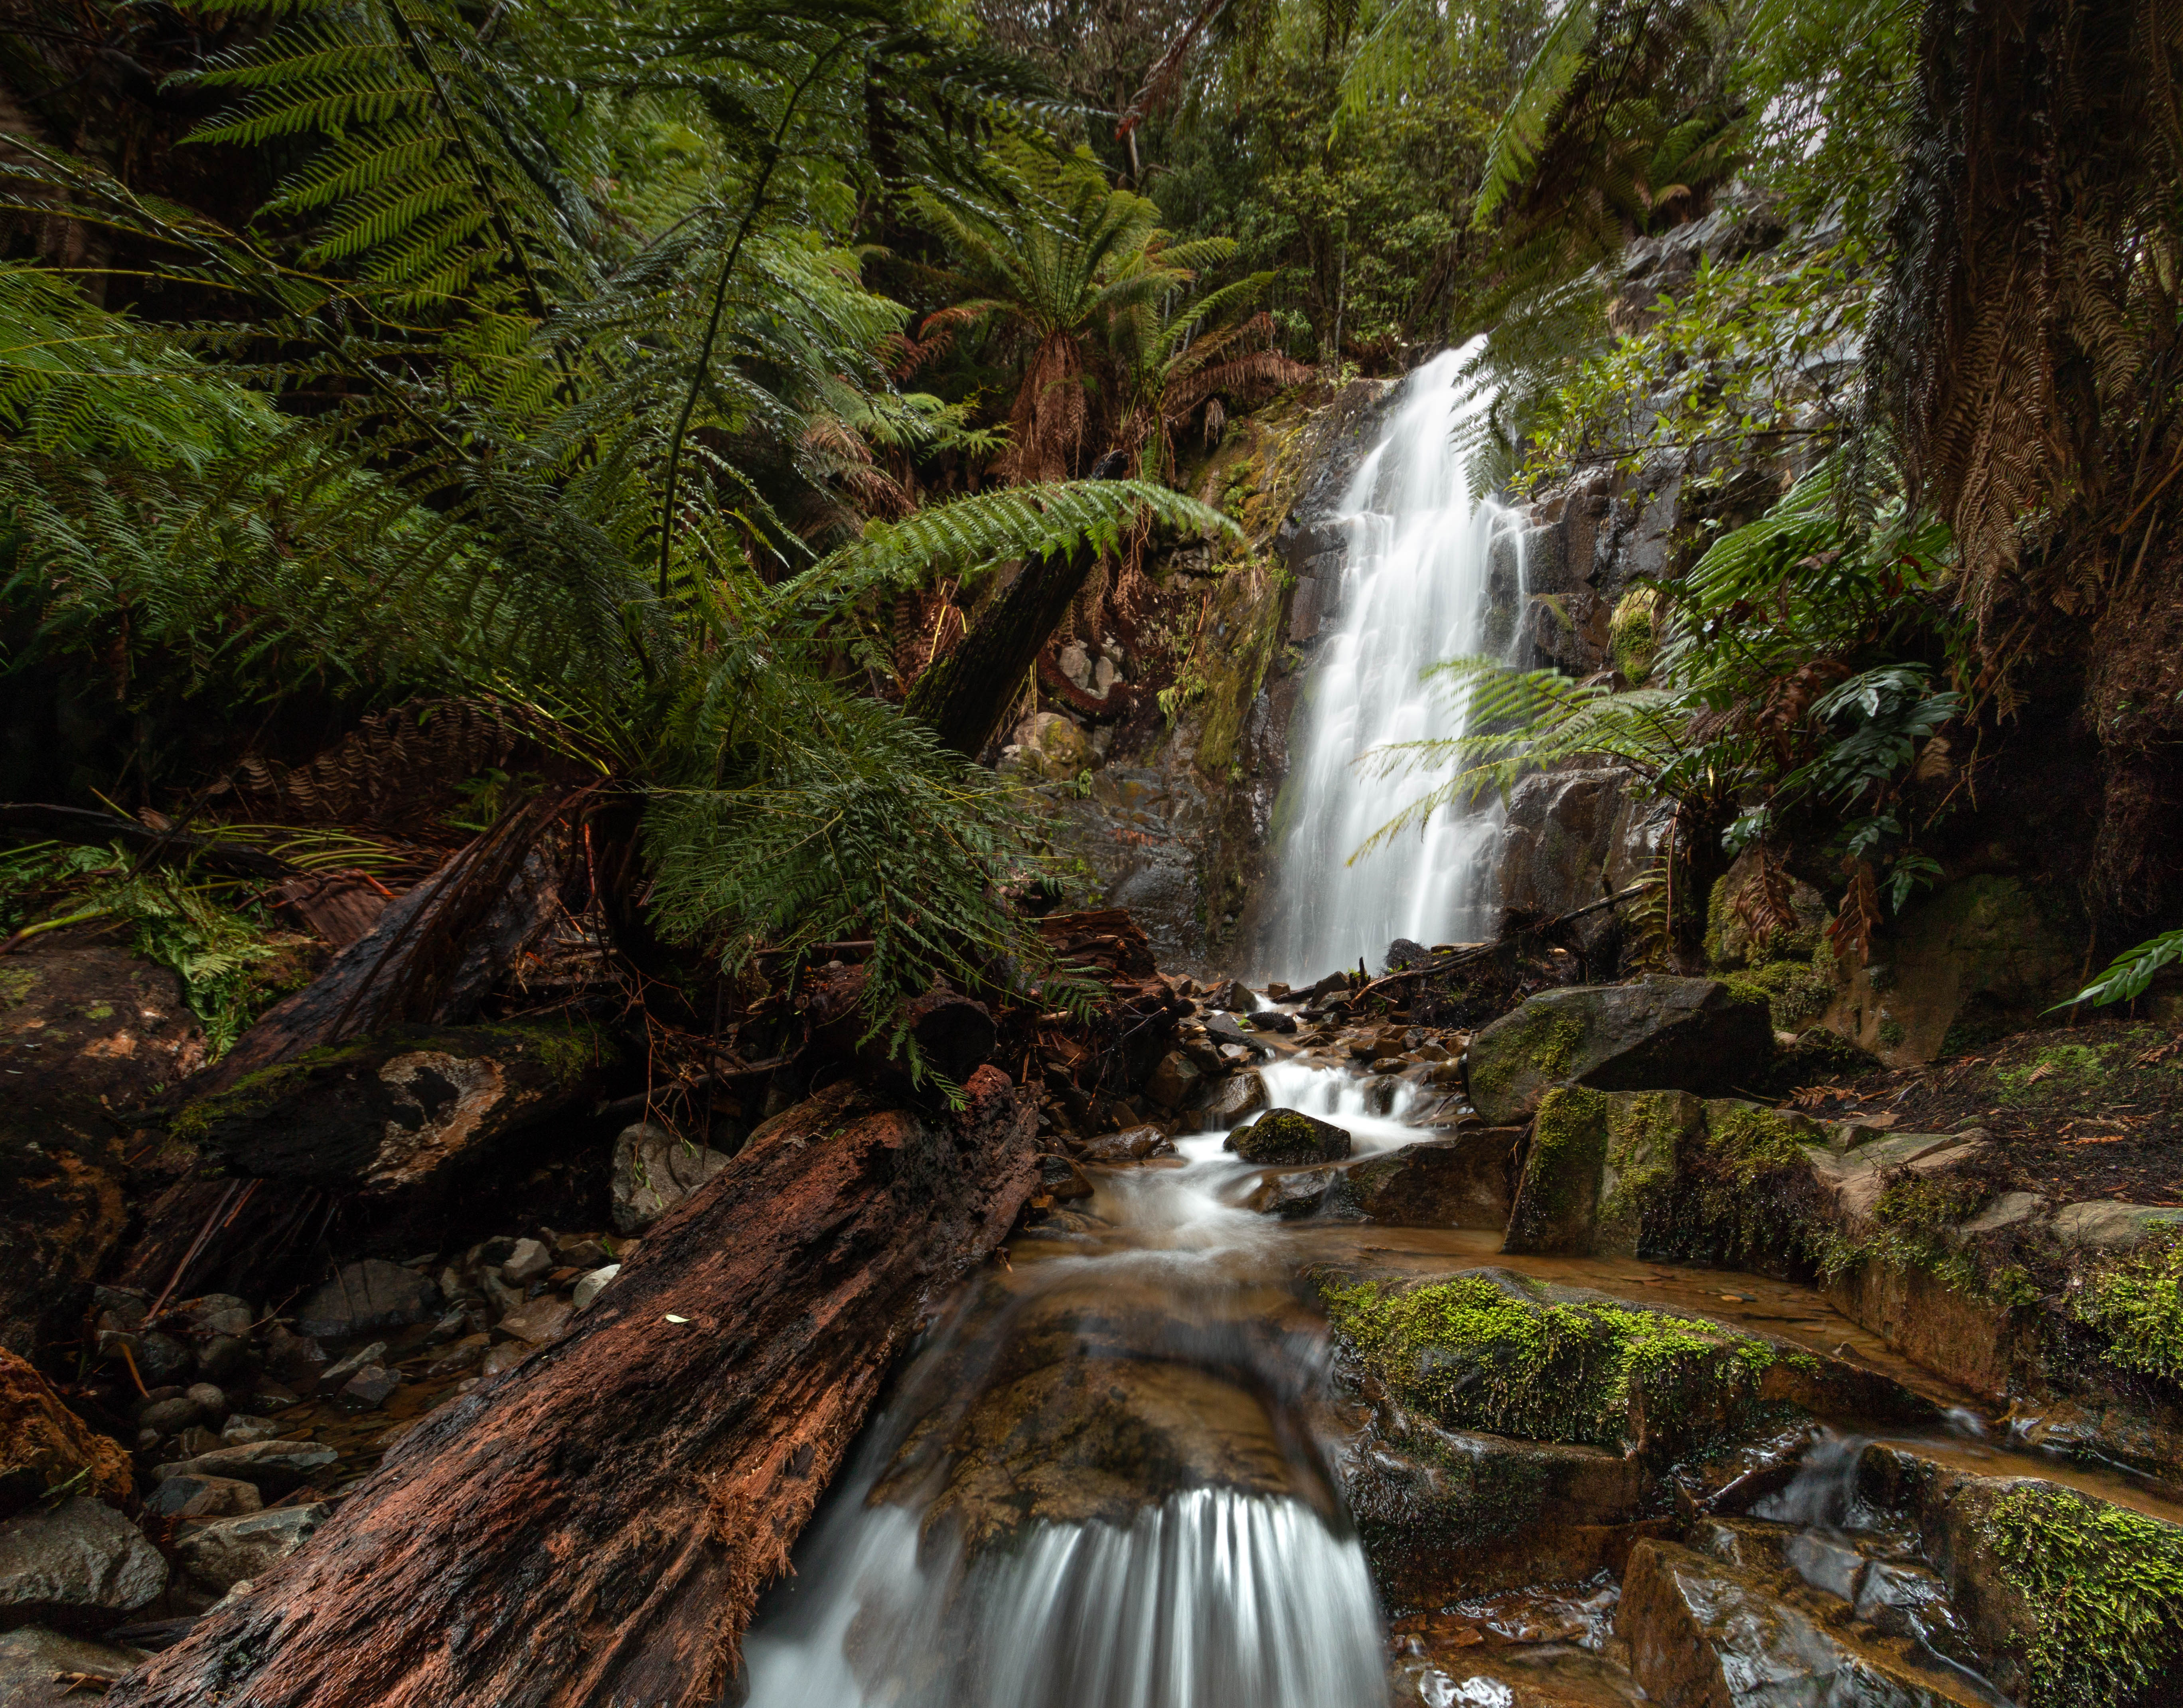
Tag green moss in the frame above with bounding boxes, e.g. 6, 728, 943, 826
1609, 586, 1658, 685
497, 1021, 612, 1088
1984, 1483, 2183, 1708
1470, 1003, 1589, 1103
0, 965, 36, 1007
1722, 957, 1834, 1032
1596, 1092, 1689, 1248
2070, 1229, 2183, 1384
1876, 1017, 1907, 1048
1320, 1272, 1781, 1455
1996, 1043, 2112, 1104
1701, 1101, 1810, 1179
1524, 1086, 1611, 1223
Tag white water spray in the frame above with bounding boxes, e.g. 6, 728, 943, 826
1261, 347, 1526, 981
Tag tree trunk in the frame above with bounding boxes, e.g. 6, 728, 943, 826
904, 452, 1126, 758
106, 1065, 1038, 1708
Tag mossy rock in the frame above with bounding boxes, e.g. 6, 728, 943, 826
1464, 976, 1774, 1125
1503, 1088, 1705, 1258
1318, 1266, 1795, 1463
1225, 1107, 1350, 1165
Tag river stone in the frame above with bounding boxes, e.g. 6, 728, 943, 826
0, 1626, 151, 1704
294, 1261, 438, 1341
2050, 1200, 2183, 1250
1034, 1154, 1093, 1202
143, 1473, 262, 1519
610, 1122, 732, 1234
1011, 711, 1093, 782
571, 1265, 621, 1310
1502, 1088, 1705, 1257
0, 1496, 165, 1627
1245, 1167, 1339, 1218
172, 1503, 330, 1592
152, 1437, 338, 1491
1076, 1125, 1176, 1164
1198, 1071, 1267, 1125
1322, 1131, 1523, 1230
1463, 977, 1773, 1125
494, 1295, 572, 1346
1226, 1109, 1350, 1165
1619, 1538, 1986, 1708
1143, 1050, 1201, 1110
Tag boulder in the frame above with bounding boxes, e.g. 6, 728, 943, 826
1076, 1125, 1176, 1164
1197, 1071, 1267, 1125
610, 1123, 732, 1235
2051, 1200, 2183, 1250
142, 1474, 263, 1520
1009, 711, 1093, 782
294, 1261, 438, 1341
1143, 1050, 1201, 1110
493, 1296, 572, 1347
1464, 977, 1774, 1124
172, 1503, 330, 1593
1502, 1089, 1705, 1256
0, 1348, 132, 1518
1322, 1131, 1522, 1230
0, 1496, 165, 1629
150, 1438, 337, 1493
0, 1626, 151, 1704
1618, 1538, 1986, 1708
1855, 1443, 2183, 1705
1244, 1167, 1339, 1218
1225, 1109, 1350, 1165
1032, 1154, 1093, 1202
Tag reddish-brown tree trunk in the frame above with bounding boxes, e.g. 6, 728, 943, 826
107, 1066, 1038, 1708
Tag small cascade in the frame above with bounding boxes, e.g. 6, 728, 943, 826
741, 1487, 1386, 1708
1261, 346, 1528, 982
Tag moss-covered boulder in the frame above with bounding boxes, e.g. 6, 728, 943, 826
1321, 1129, 1522, 1230
1463, 976, 1772, 1125
1502, 1088, 1703, 1256
170, 1021, 616, 1195
1859, 1443, 2183, 1708
1225, 1107, 1350, 1164
1317, 1267, 1800, 1464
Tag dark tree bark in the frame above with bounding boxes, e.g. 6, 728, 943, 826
106, 1066, 1039, 1708
904, 451, 1127, 758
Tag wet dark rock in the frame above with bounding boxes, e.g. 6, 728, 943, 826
0, 1496, 166, 1629
0, 1625, 151, 1704
1245, 1167, 1339, 1218
134, 1333, 195, 1387
1464, 977, 1773, 1125
294, 1261, 438, 1341
1144, 1050, 1201, 1110
493, 1296, 572, 1347
1322, 1132, 1522, 1230
1226, 1109, 1350, 1165
334, 1365, 399, 1412
1076, 1125, 1176, 1164
1034, 1154, 1094, 1202
1252, 1010, 1298, 1034
499, 1238, 551, 1285
610, 1122, 731, 1235
1618, 1538, 1987, 1708
315, 1341, 387, 1393
143, 1475, 263, 1520
172, 1503, 330, 1593
260, 1325, 326, 1387
151, 1438, 337, 1493
1212, 980, 1255, 1012
1203, 1012, 1271, 1053
1198, 1072, 1267, 1125
217, 1415, 276, 1446
136, 1398, 201, 1438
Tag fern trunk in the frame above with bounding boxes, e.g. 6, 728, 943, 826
904, 452, 1127, 758
105, 1068, 1038, 1708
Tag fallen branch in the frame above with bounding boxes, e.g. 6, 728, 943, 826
1351, 884, 1652, 1004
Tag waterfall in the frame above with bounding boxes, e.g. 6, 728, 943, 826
1260, 347, 1525, 982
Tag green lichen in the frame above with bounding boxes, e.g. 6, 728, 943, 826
2069, 1228, 2183, 1384
1521, 1086, 1611, 1226
502, 1021, 612, 1088
1984, 1483, 2183, 1708
1609, 586, 1657, 685
1722, 957, 1834, 1032
0, 965, 36, 1007
1320, 1273, 1781, 1455
1876, 1017, 1907, 1048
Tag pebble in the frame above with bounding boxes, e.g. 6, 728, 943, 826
500, 1238, 553, 1286
572, 1265, 621, 1310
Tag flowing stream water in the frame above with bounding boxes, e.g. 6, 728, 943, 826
1259, 346, 1527, 983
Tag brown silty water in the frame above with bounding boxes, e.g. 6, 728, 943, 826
727, 1048, 2173, 1708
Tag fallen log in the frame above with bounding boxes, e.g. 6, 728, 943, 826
105, 1065, 1038, 1708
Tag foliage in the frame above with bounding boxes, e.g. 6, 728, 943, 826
0, 0, 1234, 1088
2057, 931, 2183, 1012
0, 842, 309, 1058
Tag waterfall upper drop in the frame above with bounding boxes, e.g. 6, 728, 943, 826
1260, 347, 1524, 982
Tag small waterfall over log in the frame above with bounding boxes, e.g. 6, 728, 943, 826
1261, 348, 1526, 981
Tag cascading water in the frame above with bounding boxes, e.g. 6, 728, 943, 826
1261, 346, 1527, 982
